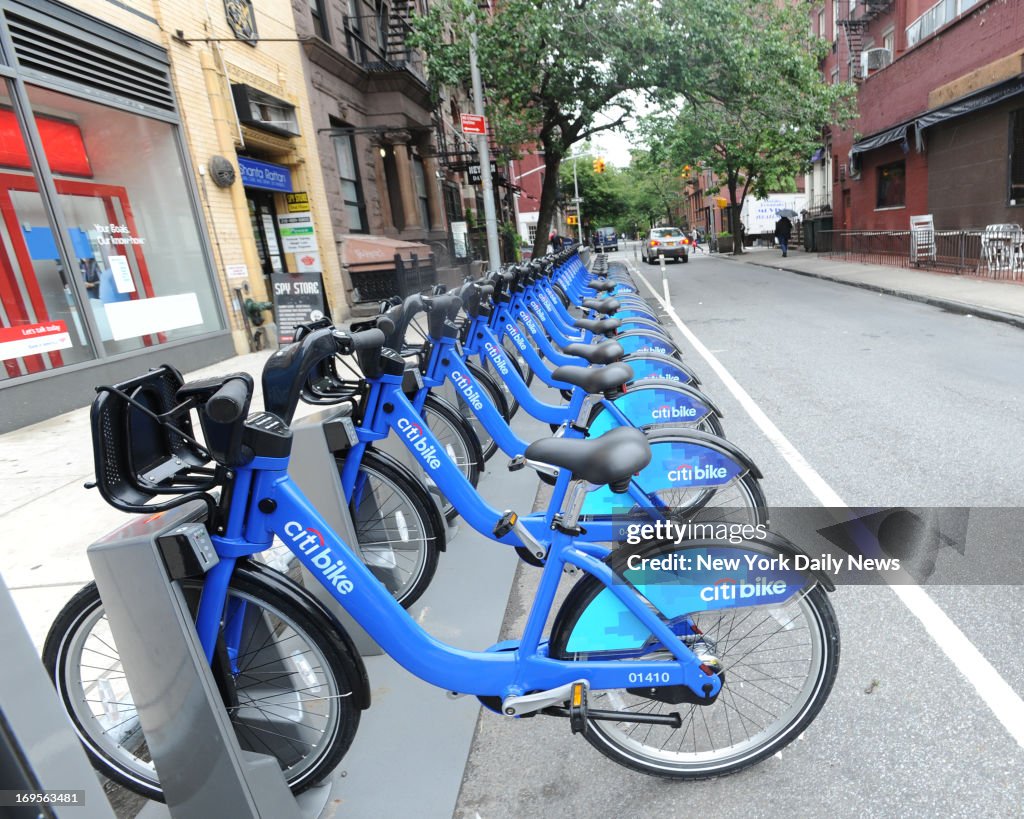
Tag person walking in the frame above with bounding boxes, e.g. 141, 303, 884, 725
690, 227, 704, 254
774, 215, 792, 258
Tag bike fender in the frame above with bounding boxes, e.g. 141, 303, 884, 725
623, 352, 701, 386
628, 378, 724, 419
643, 426, 763, 480
236, 559, 374, 708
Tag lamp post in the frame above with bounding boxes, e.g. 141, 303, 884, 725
468, 15, 501, 269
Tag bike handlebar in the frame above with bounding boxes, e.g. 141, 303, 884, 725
205, 376, 252, 424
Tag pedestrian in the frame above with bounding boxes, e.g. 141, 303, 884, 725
774, 215, 792, 257
690, 227, 704, 254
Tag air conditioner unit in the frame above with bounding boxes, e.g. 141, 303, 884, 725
861, 47, 892, 75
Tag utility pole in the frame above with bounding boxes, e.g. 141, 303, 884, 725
468, 15, 501, 270
572, 156, 583, 243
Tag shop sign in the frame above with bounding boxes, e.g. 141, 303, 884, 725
271, 273, 327, 344
286, 192, 311, 212
0, 321, 72, 361
238, 157, 293, 192
451, 221, 468, 258
468, 160, 497, 185
225, 263, 248, 280
277, 212, 317, 253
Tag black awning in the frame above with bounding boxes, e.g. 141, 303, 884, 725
850, 123, 909, 156
916, 76, 1024, 132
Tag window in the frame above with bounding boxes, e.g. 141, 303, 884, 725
818, 8, 825, 37
527, 224, 537, 243
1010, 108, 1024, 205
876, 161, 906, 208
332, 131, 367, 232
832, 0, 839, 41
344, 0, 365, 62
376, 0, 390, 53
831, 68, 839, 85
882, 28, 895, 53
310, 0, 329, 40
0, 84, 222, 380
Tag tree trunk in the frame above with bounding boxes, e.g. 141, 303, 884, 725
728, 176, 744, 255
532, 149, 564, 257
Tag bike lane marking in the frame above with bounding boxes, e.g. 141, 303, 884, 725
632, 263, 1024, 751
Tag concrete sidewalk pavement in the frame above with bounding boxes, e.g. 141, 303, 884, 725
729, 247, 1024, 327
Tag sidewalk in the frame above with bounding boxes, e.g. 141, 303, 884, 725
728, 247, 1024, 327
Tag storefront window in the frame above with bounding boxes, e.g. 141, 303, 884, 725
8, 84, 221, 374
0, 83, 96, 379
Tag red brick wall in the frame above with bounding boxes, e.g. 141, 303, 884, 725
847, 142, 929, 230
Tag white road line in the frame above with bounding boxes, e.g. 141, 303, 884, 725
632, 264, 1024, 751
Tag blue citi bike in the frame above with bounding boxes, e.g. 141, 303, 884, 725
44, 324, 839, 800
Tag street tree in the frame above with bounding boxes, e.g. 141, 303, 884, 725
646, 0, 857, 252
411, 0, 673, 257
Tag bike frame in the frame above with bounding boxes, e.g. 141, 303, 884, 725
196, 454, 720, 700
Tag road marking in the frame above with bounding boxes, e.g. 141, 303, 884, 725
633, 263, 1024, 751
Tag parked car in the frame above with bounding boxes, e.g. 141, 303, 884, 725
594, 226, 618, 252
642, 227, 689, 264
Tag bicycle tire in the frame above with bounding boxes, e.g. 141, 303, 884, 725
43, 570, 361, 802
549, 541, 839, 779
423, 394, 482, 522
344, 449, 442, 607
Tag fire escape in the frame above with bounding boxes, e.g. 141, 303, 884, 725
839, 0, 893, 82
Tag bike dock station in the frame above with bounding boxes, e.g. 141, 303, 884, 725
72, 394, 547, 817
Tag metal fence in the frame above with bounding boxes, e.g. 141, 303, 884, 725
820, 228, 1024, 282
347, 253, 438, 303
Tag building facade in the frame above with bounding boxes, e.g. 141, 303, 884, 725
814, 0, 1024, 233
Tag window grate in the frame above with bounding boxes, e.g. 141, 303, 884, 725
6, 11, 175, 113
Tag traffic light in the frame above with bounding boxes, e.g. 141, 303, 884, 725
592, 157, 606, 173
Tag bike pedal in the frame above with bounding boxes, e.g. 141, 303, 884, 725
507, 455, 526, 472
568, 681, 588, 735
493, 510, 518, 539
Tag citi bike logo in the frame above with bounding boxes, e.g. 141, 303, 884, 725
518, 310, 539, 333
529, 300, 547, 321
283, 521, 354, 594
668, 463, 728, 482
538, 292, 554, 311
451, 369, 484, 411
505, 323, 528, 351
483, 341, 511, 376
637, 344, 670, 354
651, 403, 698, 420
700, 576, 786, 602
397, 417, 443, 469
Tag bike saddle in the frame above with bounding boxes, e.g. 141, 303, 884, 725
524, 426, 651, 492
561, 340, 624, 365
551, 361, 633, 394
589, 279, 616, 292
573, 316, 620, 335
580, 297, 621, 315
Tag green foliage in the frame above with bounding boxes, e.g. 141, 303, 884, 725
411, 0, 677, 255
644, 0, 857, 246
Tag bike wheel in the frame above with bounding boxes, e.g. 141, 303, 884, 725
423, 394, 482, 522
550, 543, 839, 779
43, 571, 361, 802
345, 450, 442, 607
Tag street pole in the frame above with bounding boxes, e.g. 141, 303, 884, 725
572, 157, 583, 243
468, 18, 501, 270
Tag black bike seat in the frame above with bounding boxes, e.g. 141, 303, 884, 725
589, 279, 616, 292
573, 317, 620, 335
552, 361, 633, 394
562, 340, 624, 365
580, 297, 621, 315
525, 427, 651, 489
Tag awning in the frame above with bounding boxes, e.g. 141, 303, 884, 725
916, 76, 1024, 132
342, 235, 432, 270
810, 147, 824, 163
850, 124, 910, 156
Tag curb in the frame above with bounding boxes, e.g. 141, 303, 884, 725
736, 259, 1024, 331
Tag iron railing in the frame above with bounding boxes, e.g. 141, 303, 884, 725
347, 252, 437, 303
820, 227, 1024, 281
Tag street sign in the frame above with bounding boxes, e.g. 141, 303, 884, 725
461, 114, 486, 134
566, 215, 578, 226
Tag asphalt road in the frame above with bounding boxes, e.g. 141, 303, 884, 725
453, 246, 1024, 817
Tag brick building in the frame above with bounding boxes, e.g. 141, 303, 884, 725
811, 0, 1024, 233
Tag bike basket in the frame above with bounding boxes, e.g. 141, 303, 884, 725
91, 365, 218, 514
